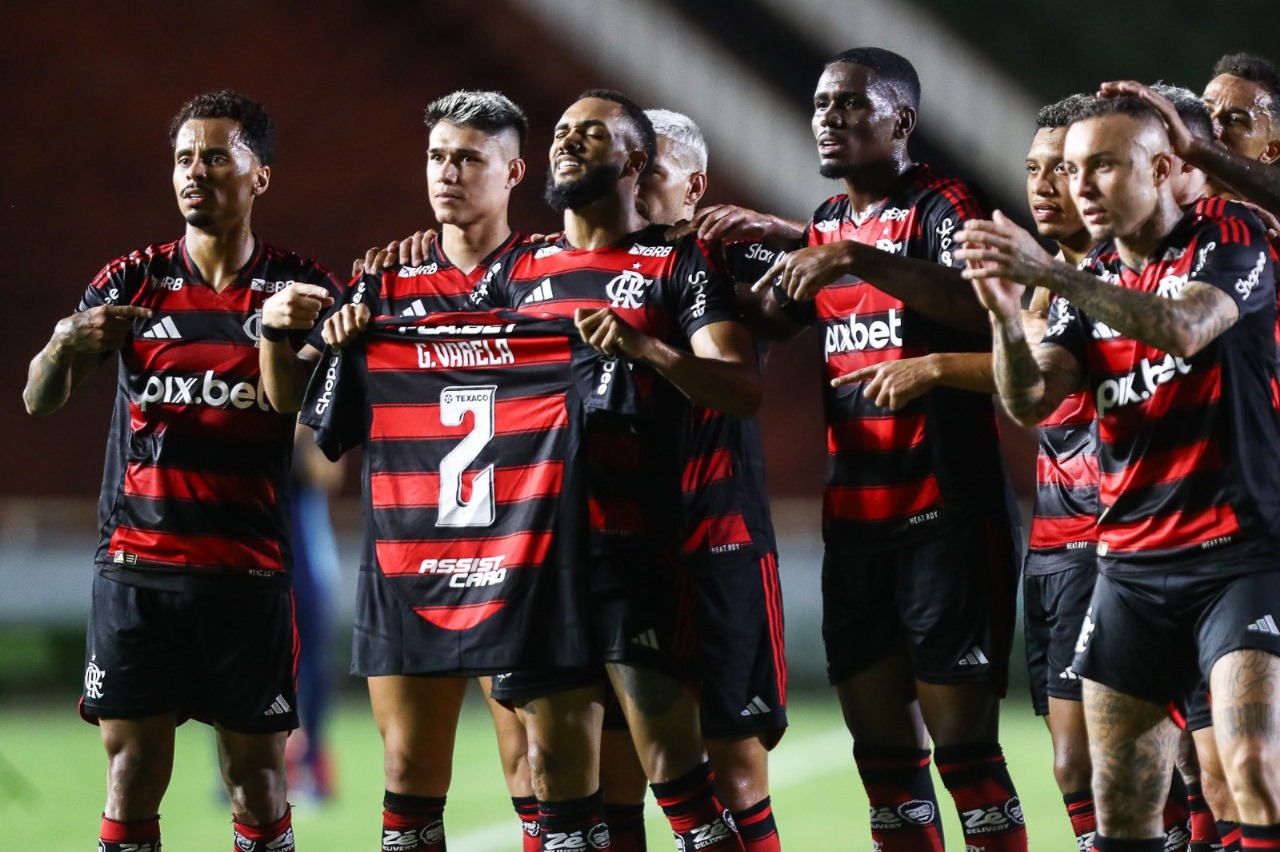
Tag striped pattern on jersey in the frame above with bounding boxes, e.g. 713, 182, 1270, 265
797, 164, 1005, 544
1052, 203, 1280, 560
373, 231, 522, 318
82, 238, 338, 588
472, 225, 739, 549
1027, 387, 1099, 557
302, 311, 633, 672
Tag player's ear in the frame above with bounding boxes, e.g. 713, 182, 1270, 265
623, 149, 648, 179
1151, 151, 1174, 185
252, 164, 271, 196
1261, 138, 1280, 165
507, 158, 526, 188
894, 106, 917, 140
686, 172, 708, 208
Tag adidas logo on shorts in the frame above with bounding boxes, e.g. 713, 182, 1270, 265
957, 646, 989, 667
1246, 615, 1280, 636
740, 695, 771, 716
629, 629, 660, 650
264, 695, 292, 716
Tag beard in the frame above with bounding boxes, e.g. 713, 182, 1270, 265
818, 161, 855, 180
544, 161, 622, 211
184, 210, 216, 229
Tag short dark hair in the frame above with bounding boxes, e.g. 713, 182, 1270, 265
1211, 52, 1280, 121
1036, 93, 1092, 130
577, 88, 658, 176
825, 47, 921, 111
425, 90, 529, 153
1070, 94, 1165, 132
168, 90, 275, 165
1150, 83, 1214, 142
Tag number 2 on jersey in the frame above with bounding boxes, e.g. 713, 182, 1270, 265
436, 385, 497, 527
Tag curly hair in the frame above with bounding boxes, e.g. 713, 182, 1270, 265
168, 90, 276, 165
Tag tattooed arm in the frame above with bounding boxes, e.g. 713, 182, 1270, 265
990, 311, 1083, 426
957, 211, 1240, 358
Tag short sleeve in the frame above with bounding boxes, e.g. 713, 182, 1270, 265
1040, 294, 1088, 371
670, 238, 738, 338
469, 255, 513, 310
1186, 216, 1275, 316
920, 181, 990, 270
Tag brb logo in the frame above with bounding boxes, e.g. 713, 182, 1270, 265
139, 371, 268, 412
606, 269, 650, 310
824, 309, 903, 357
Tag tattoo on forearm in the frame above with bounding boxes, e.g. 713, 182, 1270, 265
992, 321, 1046, 423
23, 347, 73, 413
1191, 142, 1280, 214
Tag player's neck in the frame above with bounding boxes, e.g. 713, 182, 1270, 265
562, 193, 648, 250
1056, 230, 1093, 267
184, 221, 256, 293
1115, 195, 1184, 272
441, 218, 511, 274
842, 156, 913, 215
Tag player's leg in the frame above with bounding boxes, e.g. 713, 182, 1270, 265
1193, 725, 1241, 851
600, 704, 650, 852
368, 675, 468, 851
826, 542, 943, 852
215, 727, 294, 851
1084, 679, 1182, 845
1209, 650, 1280, 839
908, 518, 1025, 852
98, 716, 175, 852
480, 676, 542, 851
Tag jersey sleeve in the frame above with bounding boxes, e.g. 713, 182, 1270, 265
297, 263, 345, 351
1186, 215, 1275, 316
1040, 293, 1088, 370
920, 181, 990, 270
469, 254, 514, 310
670, 238, 739, 338
721, 240, 796, 285
298, 344, 365, 460
77, 256, 144, 313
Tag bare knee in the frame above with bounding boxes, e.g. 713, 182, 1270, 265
217, 730, 288, 824
100, 718, 175, 820
1052, 743, 1092, 795
706, 736, 770, 812
1221, 740, 1280, 823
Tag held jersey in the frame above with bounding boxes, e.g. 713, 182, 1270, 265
1045, 201, 1280, 565
81, 237, 340, 591
1026, 385, 1099, 568
471, 225, 740, 555
783, 164, 1007, 546
300, 310, 636, 673
368, 231, 523, 318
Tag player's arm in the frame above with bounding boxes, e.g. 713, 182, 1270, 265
665, 204, 806, 246
260, 282, 336, 414
23, 304, 153, 415
574, 310, 761, 417
832, 352, 995, 411
1102, 81, 1280, 217
958, 212, 1240, 358
751, 240, 990, 335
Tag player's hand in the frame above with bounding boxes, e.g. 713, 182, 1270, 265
398, 230, 439, 268
751, 241, 852, 300
262, 283, 334, 337
665, 204, 787, 244
831, 356, 938, 410
1242, 201, 1280, 241
51, 304, 153, 358
955, 211, 1055, 291
1099, 81, 1195, 157
321, 303, 371, 349
352, 242, 400, 278
574, 307, 646, 360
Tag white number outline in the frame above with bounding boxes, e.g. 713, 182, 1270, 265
436, 385, 497, 527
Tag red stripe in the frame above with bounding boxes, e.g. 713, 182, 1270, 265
589, 497, 644, 535
376, 530, 552, 575
128, 401, 287, 442
1040, 390, 1095, 427
131, 340, 258, 373
763, 552, 787, 702
415, 601, 506, 631
683, 448, 733, 492
816, 284, 905, 320
288, 590, 301, 685
370, 395, 567, 440
827, 412, 926, 453
1240, 836, 1280, 850
1099, 504, 1240, 554
1037, 449, 1099, 488
824, 478, 942, 523
367, 335, 570, 372
123, 463, 277, 506
682, 514, 752, 553
370, 461, 564, 509
1100, 439, 1222, 495
1028, 514, 1098, 550
517, 298, 612, 319
107, 526, 282, 571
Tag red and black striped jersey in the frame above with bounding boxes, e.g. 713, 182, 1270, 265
783, 164, 1008, 545
299, 311, 636, 673
471, 225, 740, 554
1026, 384, 1099, 568
366, 231, 523, 318
81, 237, 340, 591
1046, 201, 1280, 564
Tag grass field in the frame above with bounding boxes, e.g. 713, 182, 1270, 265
0, 686, 1077, 850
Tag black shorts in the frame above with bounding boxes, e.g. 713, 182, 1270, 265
1184, 683, 1213, 732
1073, 556, 1280, 708
689, 548, 787, 745
1023, 549, 1097, 715
82, 571, 298, 733
822, 515, 1019, 688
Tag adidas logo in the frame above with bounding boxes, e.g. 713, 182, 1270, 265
264, 694, 292, 716
523, 278, 554, 304
1247, 614, 1280, 636
401, 299, 428, 317
1058, 666, 1078, 681
740, 695, 771, 716
958, 647, 989, 667
141, 316, 182, 339
629, 629, 660, 650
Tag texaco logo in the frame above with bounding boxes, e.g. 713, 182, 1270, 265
84, 661, 105, 699
606, 270, 649, 310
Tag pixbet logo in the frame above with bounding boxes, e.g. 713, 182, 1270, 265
1095, 353, 1191, 415
606, 269, 650, 309
139, 370, 268, 412
824, 309, 903, 356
